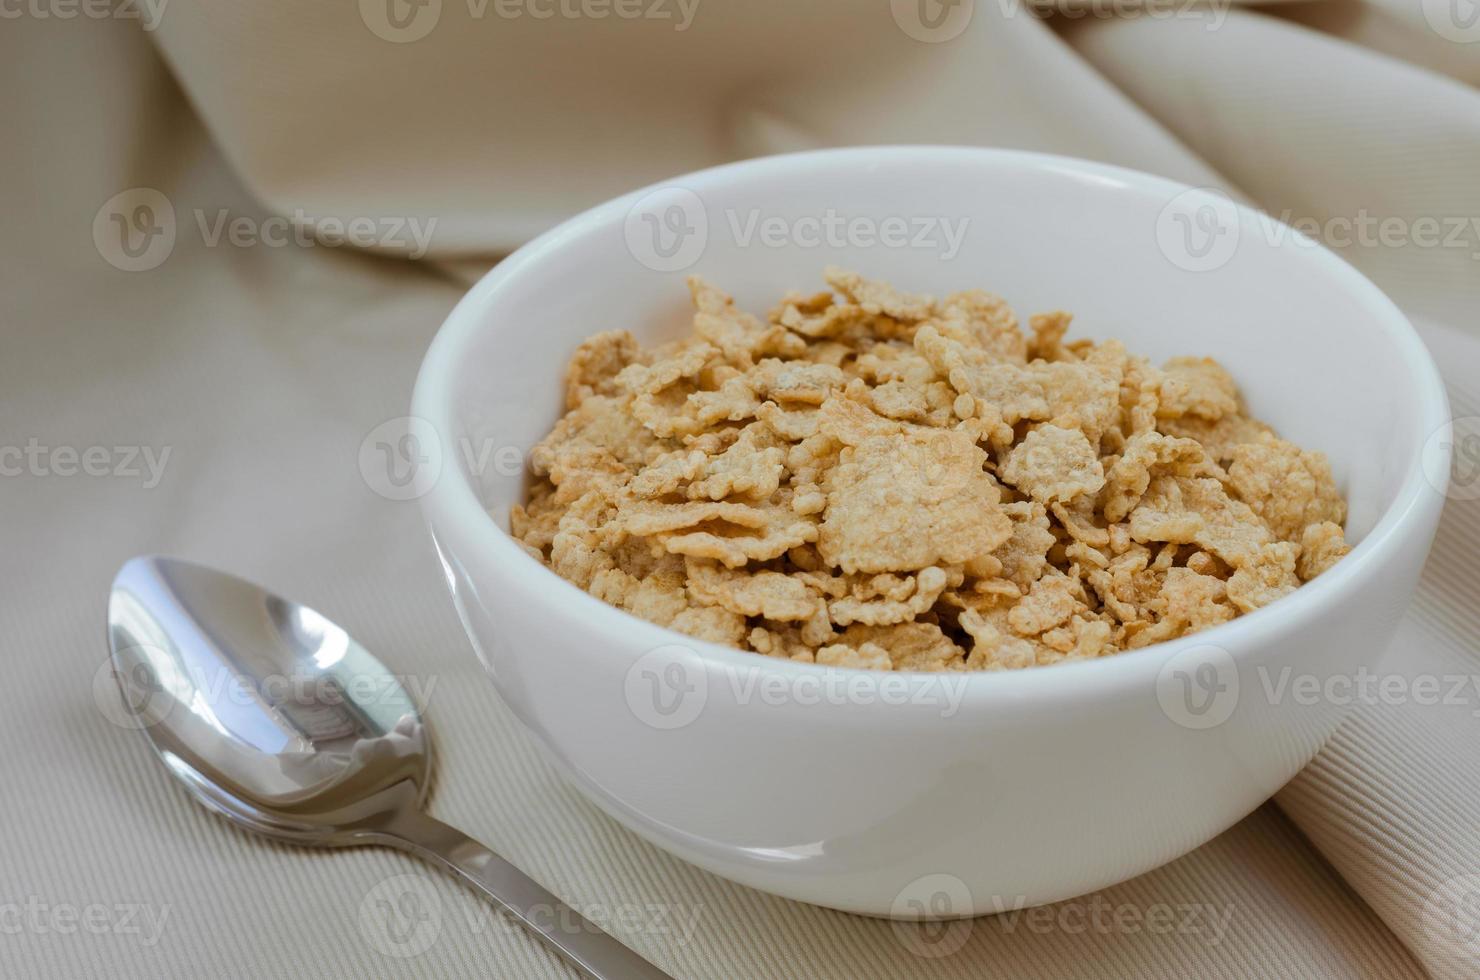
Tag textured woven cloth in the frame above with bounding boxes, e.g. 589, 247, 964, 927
3, 3, 1478, 977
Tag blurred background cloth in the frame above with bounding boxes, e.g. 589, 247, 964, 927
4, 1, 1480, 977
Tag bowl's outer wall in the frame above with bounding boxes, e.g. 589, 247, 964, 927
431, 515, 1433, 914
415, 148, 1449, 914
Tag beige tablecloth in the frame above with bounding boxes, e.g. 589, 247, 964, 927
3, 2, 1479, 977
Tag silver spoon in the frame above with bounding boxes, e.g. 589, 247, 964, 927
106, 555, 676, 980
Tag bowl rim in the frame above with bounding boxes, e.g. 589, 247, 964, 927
411, 145, 1450, 701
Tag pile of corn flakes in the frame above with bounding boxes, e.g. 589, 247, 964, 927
511, 269, 1350, 671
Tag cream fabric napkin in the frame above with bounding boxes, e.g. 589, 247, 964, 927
3, 2, 1477, 977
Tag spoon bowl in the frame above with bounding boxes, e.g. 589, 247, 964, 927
106, 555, 673, 979
108, 556, 430, 843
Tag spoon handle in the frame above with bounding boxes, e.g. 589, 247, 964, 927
378, 809, 678, 980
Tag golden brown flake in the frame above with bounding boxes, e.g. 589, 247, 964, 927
688, 277, 806, 366
1000, 423, 1106, 505
818, 425, 1012, 574
1226, 542, 1301, 612
838, 621, 965, 671
685, 559, 822, 621
1100, 430, 1218, 523
565, 330, 641, 410
1008, 573, 1081, 636
515, 270, 1349, 670
936, 289, 1027, 363
1157, 357, 1240, 421
1297, 521, 1350, 581
1227, 433, 1346, 542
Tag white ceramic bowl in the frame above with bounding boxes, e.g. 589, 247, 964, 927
412, 147, 1449, 917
